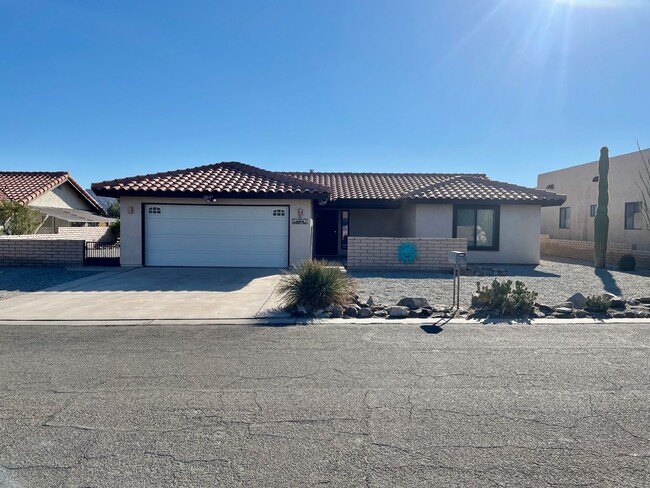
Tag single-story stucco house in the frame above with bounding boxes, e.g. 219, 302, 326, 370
91, 162, 565, 269
0, 171, 112, 233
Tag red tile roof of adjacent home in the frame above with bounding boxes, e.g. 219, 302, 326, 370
91, 162, 332, 198
92, 161, 566, 206
0, 171, 106, 213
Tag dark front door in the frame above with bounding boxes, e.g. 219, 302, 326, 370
314, 209, 339, 256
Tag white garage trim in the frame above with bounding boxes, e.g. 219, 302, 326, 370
143, 203, 290, 268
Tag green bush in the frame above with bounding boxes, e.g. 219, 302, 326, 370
584, 295, 610, 313
109, 220, 120, 240
475, 279, 538, 316
0, 201, 41, 235
277, 260, 357, 312
618, 254, 636, 271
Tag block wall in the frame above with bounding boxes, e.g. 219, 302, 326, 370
0, 239, 84, 266
540, 235, 650, 269
347, 237, 467, 271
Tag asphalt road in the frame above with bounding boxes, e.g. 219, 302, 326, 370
0, 322, 648, 487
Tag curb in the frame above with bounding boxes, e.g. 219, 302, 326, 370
0, 317, 649, 327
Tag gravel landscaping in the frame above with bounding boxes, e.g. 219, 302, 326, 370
0, 267, 99, 301
350, 259, 650, 308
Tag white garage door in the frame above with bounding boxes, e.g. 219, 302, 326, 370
144, 204, 289, 267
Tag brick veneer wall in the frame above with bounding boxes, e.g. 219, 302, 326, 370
0, 239, 84, 266
347, 237, 467, 271
57, 227, 114, 242
540, 234, 650, 269
1, 227, 113, 242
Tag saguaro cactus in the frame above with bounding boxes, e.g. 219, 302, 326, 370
594, 146, 610, 268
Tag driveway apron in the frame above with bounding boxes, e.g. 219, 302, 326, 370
0, 267, 284, 321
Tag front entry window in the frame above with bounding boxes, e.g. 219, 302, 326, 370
454, 206, 499, 251
341, 210, 349, 250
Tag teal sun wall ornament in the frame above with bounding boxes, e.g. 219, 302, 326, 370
397, 241, 417, 263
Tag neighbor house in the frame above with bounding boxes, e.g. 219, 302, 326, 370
0, 171, 113, 234
537, 148, 650, 252
92, 162, 565, 269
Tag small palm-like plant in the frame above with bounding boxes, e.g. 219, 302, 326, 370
277, 260, 357, 312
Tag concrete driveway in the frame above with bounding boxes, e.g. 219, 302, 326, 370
0, 267, 285, 321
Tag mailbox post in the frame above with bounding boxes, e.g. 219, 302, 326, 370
448, 251, 467, 310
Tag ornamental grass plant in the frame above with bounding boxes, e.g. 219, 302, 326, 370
278, 260, 357, 312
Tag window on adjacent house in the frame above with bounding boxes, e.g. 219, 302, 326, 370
559, 207, 570, 229
453, 206, 500, 251
590, 204, 597, 218
625, 202, 642, 230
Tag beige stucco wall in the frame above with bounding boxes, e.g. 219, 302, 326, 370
30, 182, 95, 211
119, 196, 314, 267
537, 148, 650, 251
410, 203, 541, 264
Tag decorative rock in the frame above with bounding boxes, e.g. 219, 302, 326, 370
419, 308, 433, 318
432, 304, 450, 313
612, 312, 626, 319
388, 306, 409, 318
638, 297, 650, 304
344, 306, 359, 318
408, 310, 420, 318
325, 304, 344, 318
373, 309, 389, 318
358, 308, 373, 319
602, 292, 618, 300
367, 296, 375, 306
625, 310, 638, 318
396, 297, 430, 310
533, 310, 546, 318
554, 307, 573, 315
314, 309, 325, 317
471, 293, 488, 308
456, 307, 469, 315
610, 298, 626, 308
566, 293, 588, 309
556, 302, 574, 310
294, 306, 308, 317
637, 311, 650, 318
627, 298, 641, 306
536, 303, 554, 314
575, 310, 588, 318
553, 311, 574, 318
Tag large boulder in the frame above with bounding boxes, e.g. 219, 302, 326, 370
396, 297, 430, 310
388, 306, 409, 318
566, 293, 588, 309
325, 304, 344, 318
344, 306, 359, 318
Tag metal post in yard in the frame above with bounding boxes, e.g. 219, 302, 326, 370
448, 251, 467, 311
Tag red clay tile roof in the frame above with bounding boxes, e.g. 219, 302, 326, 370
281, 171, 486, 200
92, 162, 331, 198
0, 171, 105, 213
92, 162, 565, 206
405, 176, 566, 205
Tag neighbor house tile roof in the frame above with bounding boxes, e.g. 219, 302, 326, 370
0, 171, 105, 213
91, 162, 331, 198
92, 162, 566, 206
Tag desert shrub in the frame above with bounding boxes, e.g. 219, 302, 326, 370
618, 254, 636, 271
475, 279, 538, 316
277, 260, 357, 312
584, 295, 610, 312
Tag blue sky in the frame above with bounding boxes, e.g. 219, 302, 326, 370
1, 0, 649, 188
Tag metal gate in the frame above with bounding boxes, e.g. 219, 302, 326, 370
84, 241, 120, 267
